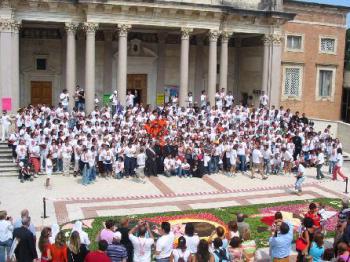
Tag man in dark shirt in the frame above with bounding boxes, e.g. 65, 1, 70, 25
118, 218, 133, 262
292, 133, 302, 160
13, 217, 37, 262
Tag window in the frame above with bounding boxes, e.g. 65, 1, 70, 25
316, 66, 336, 100
318, 70, 333, 97
36, 58, 47, 70
283, 65, 303, 99
320, 37, 336, 54
286, 35, 302, 51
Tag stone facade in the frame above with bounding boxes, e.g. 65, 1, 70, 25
0, 0, 348, 119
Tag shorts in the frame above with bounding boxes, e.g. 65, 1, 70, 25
104, 163, 112, 172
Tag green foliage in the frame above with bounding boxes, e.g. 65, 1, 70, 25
68, 198, 341, 251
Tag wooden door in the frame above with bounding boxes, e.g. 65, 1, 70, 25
31, 81, 52, 106
127, 74, 147, 105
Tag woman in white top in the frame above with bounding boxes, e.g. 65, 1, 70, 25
170, 236, 192, 262
0, 210, 13, 262
71, 221, 90, 247
332, 148, 348, 181
184, 223, 200, 254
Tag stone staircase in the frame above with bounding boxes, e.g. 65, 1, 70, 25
0, 142, 18, 175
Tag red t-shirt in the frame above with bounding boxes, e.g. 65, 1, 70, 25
305, 211, 321, 228
85, 251, 111, 262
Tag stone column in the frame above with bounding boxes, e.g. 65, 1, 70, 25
233, 38, 242, 102
261, 35, 271, 95
117, 24, 131, 106
65, 22, 78, 110
269, 34, 283, 107
83, 22, 98, 114
156, 32, 167, 101
219, 31, 231, 93
208, 30, 219, 106
194, 35, 204, 102
0, 20, 13, 102
179, 27, 192, 107
103, 30, 113, 94
11, 20, 21, 111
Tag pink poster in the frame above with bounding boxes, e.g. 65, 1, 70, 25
2, 97, 12, 111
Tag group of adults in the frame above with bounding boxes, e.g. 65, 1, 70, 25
2, 86, 345, 190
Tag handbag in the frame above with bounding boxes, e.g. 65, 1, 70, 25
295, 237, 307, 251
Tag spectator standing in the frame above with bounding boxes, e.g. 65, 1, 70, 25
67, 231, 89, 262
38, 227, 52, 262
13, 217, 38, 262
118, 218, 134, 262
59, 89, 69, 110
1, 110, 11, 142
170, 236, 192, 262
85, 240, 111, 262
333, 148, 348, 181
193, 239, 214, 262
0, 211, 13, 262
155, 222, 175, 262
100, 220, 116, 245
49, 231, 67, 262
184, 223, 200, 254
269, 222, 294, 262
128, 221, 154, 262
106, 232, 128, 262
237, 214, 250, 238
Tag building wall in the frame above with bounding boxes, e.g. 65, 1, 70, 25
281, 2, 347, 120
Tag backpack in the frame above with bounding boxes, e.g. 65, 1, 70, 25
214, 248, 229, 262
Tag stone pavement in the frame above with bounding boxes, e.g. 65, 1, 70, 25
0, 163, 348, 229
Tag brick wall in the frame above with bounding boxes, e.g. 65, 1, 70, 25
280, 2, 348, 120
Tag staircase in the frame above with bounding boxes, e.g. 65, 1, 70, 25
0, 142, 18, 175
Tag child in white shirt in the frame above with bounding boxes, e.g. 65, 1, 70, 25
114, 157, 124, 179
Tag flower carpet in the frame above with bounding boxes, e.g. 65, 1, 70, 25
62, 198, 342, 250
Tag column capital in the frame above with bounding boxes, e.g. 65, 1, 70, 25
181, 27, 193, 40
65, 22, 79, 33
118, 24, 131, 37
263, 33, 283, 45
220, 31, 232, 42
0, 19, 21, 33
208, 30, 219, 42
82, 22, 99, 34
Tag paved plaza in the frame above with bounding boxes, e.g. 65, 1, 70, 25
0, 163, 348, 229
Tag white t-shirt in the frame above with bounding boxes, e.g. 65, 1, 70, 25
137, 153, 146, 167
184, 235, 200, 254
336, 153, 343, 167
317, 152, 325, 165
252, 149, 262, 164
60, 93, 69, 106
156, 232, 175, 259
129, 234, 154, 262
172, 249, 191, 262
298, 163, 305, 176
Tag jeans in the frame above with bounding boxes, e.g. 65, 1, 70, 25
264, 159, 271, 175
213, 156, 220, 173
82, 165, 90, 185
329, 160, 336, 175
124, 157, 136, 177
238, 155, 246, 172
176, 167, 182, 177
156, 258, 170, 262
0, 239, 12, 262
89, 166, 96, 182
316, 164, 324, 179
208, 160, 215, 174
295, 176, 305, 192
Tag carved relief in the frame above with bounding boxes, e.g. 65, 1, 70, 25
221, 31, 232, 42
82, 22, 99, 34
118, 24, 131, 37
263, 34, 283, 45
181, 27, 193, 40
208, 30, 219, 41
65, 22, 79, 33
0, 19, 21, 32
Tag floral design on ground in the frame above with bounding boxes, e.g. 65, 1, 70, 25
257, 204, 338, 231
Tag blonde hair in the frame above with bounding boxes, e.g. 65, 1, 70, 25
0, 210, 7, 220
242, 229, 251, 241
69, 231, 81, 254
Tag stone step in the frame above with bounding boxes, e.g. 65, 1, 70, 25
0, 152, 13, 157
0, 158, 14, 163
0, 148, 12, 153
0, 162, 17, 167
0, 167, 18, 173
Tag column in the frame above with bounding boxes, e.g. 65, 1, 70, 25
179, 27, 192, 107
83, 22, 98, 114
117, 24, 131, 106
156, 32, 167, 102
11, 20, 21, 111
0, 20, 13, 103
233, 38, 242, 101
219, 31, 231, 93
269, 34, 283, 107
103, 30, 113, 94
261, 35, 271, 95
194, 35, 204, 102
65, 22, 78, 110
208, 30, 219, 106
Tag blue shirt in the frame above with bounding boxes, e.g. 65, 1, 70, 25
13, 219, 36, 236
269, 222, 293, 259
309, 242, 324, 262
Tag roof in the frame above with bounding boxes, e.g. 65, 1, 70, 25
284, 0, 350, 12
